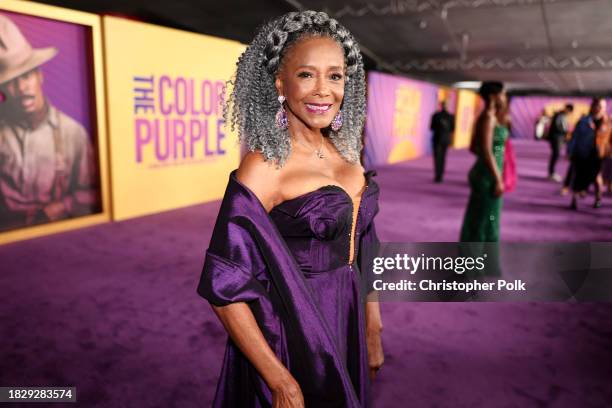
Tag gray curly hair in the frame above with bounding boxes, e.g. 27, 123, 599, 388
224, 10, 366, 167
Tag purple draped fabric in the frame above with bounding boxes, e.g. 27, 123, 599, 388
197, 169, 380, 407
503, 138, 517, 193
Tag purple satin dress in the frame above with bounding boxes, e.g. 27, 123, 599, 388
197, 169, 380, 407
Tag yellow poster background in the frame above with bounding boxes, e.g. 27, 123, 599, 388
387, 84, 423, 163
103, 17, 245, 220
453, 90, 478, 149
437, 87, 452, 105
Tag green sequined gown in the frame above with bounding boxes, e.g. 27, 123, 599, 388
460, 124, 509, 242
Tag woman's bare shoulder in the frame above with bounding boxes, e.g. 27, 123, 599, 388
478, 111, 496, 126
236, 151, 281, 211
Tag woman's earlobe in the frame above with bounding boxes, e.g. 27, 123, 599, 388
274, 77, 283, 95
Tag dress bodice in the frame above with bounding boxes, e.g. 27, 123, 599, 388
491, 124, 509, 167
269, 170, 379, 273
199, 169, 377, 407
473, 124, 508, 171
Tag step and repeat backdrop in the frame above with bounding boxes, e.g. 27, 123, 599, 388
363, 72, 439, 168
362, 72, 477, 169
103, 16, 244, 221
453, 89, 481, 149
0, 0, 480, 243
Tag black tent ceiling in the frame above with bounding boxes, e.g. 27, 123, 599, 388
34, 0, 612, 95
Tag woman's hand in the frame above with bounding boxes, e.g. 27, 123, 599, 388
211, 303, 303, 408
367, 325, 384, 380
270, 373, 304, 408
494, 178, 505, 197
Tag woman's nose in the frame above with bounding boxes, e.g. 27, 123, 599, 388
313, 77, 330, 97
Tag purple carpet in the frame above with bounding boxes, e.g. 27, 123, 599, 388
1, 139, 610, 407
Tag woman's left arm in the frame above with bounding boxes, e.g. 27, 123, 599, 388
357, 182, 385, 379
365, 298, 384, 379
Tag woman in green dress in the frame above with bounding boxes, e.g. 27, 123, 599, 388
460, 81, 509, 243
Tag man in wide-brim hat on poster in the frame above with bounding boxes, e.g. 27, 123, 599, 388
0, 14, 99, 232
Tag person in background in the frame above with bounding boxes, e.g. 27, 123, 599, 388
547, 104, 573, 182
560, 158, 575, 196
534, 109, 550, 140
430, 101, 455, 183
568, 98, 607, 209
601, 126, 612, 195
596, 110, 612, 196
560, 114, 579, 196
460, 81, 508, 242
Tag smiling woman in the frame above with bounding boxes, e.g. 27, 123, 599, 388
275, 36, 345, 132
197, 10, 383, 408
225, 11, 366, 167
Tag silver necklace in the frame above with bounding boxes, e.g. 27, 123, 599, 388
295, 135, 325, 159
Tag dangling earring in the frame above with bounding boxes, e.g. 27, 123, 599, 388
331, 110, 343, 131
275, 95, 289, 129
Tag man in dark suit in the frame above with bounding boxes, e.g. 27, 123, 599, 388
430, 101, 455, 183
547, 103, 573, 182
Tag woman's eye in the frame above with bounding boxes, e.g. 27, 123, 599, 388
330, 73, 343, 81
297, 72, 313, 78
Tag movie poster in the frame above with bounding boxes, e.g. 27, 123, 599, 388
0, 10, 103, 233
